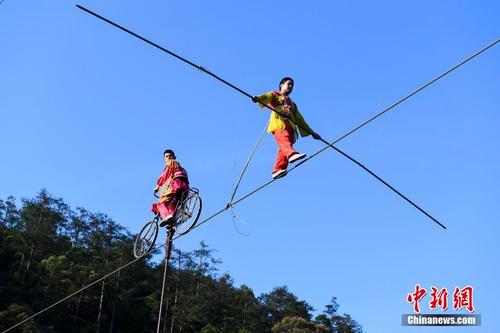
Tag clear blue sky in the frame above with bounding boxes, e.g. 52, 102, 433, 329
1, 1, 499, 331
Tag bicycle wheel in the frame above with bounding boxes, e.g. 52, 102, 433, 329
133, 219, 159, 258
175, 189, 202, 235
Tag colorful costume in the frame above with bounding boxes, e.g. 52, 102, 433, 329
257, 91, 315, 174
152, 159, 189, 220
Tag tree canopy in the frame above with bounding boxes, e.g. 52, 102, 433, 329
0, 190, 362, 333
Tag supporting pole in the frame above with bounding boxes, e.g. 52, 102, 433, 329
156, 227, 175, 333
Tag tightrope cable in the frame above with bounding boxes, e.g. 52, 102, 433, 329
331, 39, 500, 143
2, 252, 150, 332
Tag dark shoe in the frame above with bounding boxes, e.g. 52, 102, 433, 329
159, 215, 174, 227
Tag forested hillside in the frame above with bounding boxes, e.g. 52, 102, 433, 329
0, 190, 362, 333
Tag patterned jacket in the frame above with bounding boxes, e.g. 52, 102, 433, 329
257, 91, 314, 140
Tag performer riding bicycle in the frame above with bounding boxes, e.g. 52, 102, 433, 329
152, 149, 189, 227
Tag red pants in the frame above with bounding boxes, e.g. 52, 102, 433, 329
272, 121, 298, 173
152, 178, 189, 219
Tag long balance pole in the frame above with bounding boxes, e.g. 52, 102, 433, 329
76, 5, 497, 229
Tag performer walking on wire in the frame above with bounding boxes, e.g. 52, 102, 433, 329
253, 77, 322, 179
152, 149, 189, 227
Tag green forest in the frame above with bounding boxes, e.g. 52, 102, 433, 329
0, 190, 363, 333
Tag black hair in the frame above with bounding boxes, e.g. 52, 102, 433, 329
163, 149, 175, 158
279, 77, 294, 89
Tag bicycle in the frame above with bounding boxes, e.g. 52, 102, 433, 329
133, 187, 202, 258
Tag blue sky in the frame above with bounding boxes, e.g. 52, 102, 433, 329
1, 1, 499, 331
